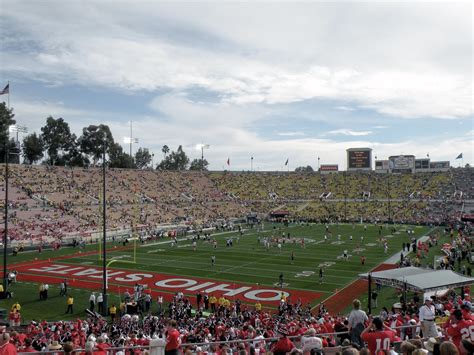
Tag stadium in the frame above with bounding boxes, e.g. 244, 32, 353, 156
0, 2, 473, 355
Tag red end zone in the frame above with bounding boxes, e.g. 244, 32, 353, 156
13, 261, 323, 306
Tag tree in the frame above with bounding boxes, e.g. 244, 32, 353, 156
64, 143, 90, 167
78, 124, 114, 165
109, 142, 134, 168
135, 148, 152, 169
0, 102, 16, 163
22, 133, 44, 164
189, 158, 209, 171
161, 145, 169, 159
295, 165, 314, 172
40, 116, 76, 165
157, 145, 189, 170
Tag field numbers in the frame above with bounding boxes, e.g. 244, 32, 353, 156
295, 270, 315, 278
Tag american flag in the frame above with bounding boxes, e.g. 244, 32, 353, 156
0, 84, 9, 95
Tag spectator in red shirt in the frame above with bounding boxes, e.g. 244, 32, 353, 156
444, 309, 474, 353
271, 326, 295, 355
21, 339, 35, 353
0, 333, 17, 355
165, 320, 180, 355
361, 317, 396, 355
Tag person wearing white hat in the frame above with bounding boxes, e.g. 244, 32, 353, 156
48, 340, 63, 352
419, 297, 437, 338
423, 337, 437, 354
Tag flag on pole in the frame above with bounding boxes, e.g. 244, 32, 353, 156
0, 84, 9, 95
226, 158, 230, 166
285, 158, 289, 166
456, 153, 463, 159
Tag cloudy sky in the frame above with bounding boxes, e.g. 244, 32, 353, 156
0, 0, 472, 170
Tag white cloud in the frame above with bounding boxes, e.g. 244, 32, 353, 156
10, 96, 473, 170
277, 132, 305, 137
326, 129, 373, 136
1, 1, 471, 120
1, 1, 472, 171
335, 106, 355, 111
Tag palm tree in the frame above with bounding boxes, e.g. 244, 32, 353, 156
161, 145, 169, 159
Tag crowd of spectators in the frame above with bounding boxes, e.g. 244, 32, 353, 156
0, 166, 471, 247
1, 287, 474, 354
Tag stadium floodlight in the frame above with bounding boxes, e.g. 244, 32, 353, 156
8, 125, 28, 134
9, 125, 28, 142
195, 143, 210, 157
123, 137, 139, 144
195, 144, 210, 151
195, 144, 210, 171
123, 136, 139, 169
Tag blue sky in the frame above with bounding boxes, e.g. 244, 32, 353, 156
0, 1, 472, 170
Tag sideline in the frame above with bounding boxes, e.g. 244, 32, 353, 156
311, 226, 439, 312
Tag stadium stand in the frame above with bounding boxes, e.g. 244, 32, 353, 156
0, 166, 471, 246
0, 166, 473, 354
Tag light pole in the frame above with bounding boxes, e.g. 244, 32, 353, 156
3, 143, 9, 292
317, 156, 320, 171
387, 175, 391, 223
196, 144, 209, 172
3, 134, 20, 293
123, 122, 138, 169
102, 140, 108, 316
251, 156, 254, 172
9, 125, 27, 144
343, 171, 347, 222
151, 153, 154, 170
8, 125, 27, 164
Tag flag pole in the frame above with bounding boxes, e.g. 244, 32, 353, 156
7, 81, 10, 109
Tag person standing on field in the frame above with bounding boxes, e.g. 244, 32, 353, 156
89, 292, 96, 312
65, 295, 74, 314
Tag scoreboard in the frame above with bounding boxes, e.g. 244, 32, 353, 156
389, 155, 415, 173
347, 148, 372, 170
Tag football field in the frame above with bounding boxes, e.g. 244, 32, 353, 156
12, 223, 432, 310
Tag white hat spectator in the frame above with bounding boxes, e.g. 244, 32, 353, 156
423, 337, 437, 352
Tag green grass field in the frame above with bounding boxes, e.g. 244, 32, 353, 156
2, 223, 434, 321
355, 230, 468, 315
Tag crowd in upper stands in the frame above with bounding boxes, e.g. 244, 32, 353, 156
0, 166, 471, 246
